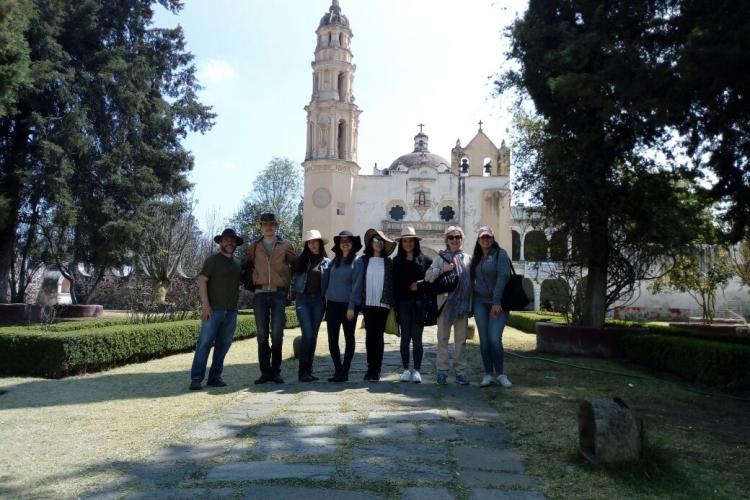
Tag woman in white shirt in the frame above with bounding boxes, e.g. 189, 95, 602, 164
357, 228, 396, 381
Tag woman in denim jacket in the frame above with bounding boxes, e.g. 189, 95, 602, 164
470, 226, 513, 388
292, 229, 330, 382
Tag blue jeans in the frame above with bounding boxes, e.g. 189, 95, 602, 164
473, 302, 508, 375
254, 290, 287, 375
190, 309, 237, 381
295, 293, 326, 367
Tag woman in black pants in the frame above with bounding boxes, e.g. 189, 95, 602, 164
323, 230, 363, 382
393, 226, 433, 383
359, 228, 396, 382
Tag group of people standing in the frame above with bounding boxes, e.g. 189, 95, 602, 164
189, 212, 514, 390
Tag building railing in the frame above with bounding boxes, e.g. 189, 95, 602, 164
381, 220, 451, 237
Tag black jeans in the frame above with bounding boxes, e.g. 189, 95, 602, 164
363, 305, 389, 374
326, 301, 358, 373
254, 290, 286, 376
398, 299, 424, 371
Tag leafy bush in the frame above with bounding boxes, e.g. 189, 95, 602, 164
645, 322, 750, 346
622, 334, 750, 389
0, 310, 299, 378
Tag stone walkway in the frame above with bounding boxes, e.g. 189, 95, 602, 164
90, 328, 545, 500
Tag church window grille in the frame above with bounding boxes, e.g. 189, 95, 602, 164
389, 205, 405, 221
439, 206, 455, 222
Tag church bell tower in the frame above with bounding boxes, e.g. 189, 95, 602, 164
302, 0, 361, 240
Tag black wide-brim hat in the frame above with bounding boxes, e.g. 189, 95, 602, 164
214, 228, 244, 246
332, 230, 363, 254
364, 228, 396, 257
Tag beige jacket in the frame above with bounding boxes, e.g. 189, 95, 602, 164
243, 238, 297, 290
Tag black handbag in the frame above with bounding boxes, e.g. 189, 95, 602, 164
421, 295, 439, 326
501, 263, 530, 311
418, 253, 458, 295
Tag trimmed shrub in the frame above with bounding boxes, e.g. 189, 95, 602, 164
508, 311, 563, 333
645, 322, 750, 346
622, 334, 750, 389
0, 310, 299, 378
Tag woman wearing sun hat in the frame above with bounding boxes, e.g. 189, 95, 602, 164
292, 229, 330, 382
393, 226, 433, 383
425, 225, 473, 385
358, 228, 396, 381
322, 230, 364, 382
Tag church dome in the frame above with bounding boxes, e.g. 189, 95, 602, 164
319, 0, 350, 28
387, 129, 450, 172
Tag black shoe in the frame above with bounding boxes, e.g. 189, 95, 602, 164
254, 373, 272, 385
341, 372, 349, 382
272, 374, 284, 384
372, 372, 381, 382
299, 374, 314, 383
206, 378, 227, 387
309, 374, 319, 381
189, 380, 202, 391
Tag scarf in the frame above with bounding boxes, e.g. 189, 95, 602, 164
441, 249, 471, 325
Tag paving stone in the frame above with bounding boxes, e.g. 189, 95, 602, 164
131, 462, 201, 485
458, 470, 538, 488
297, 395, 342, 405
454, 446, 524, 472
447, 407, 503, 423
419, 422, 460, 441
402, 487, 456, 500
223, 404, 278, 420
252, 436, 337, 457
206, 461, 335, 481
256, 424, 338, 438
123, 488, 205, 499
289, 404, 338, 413
353, 442, 446, 461
184, 420, 248, 440
243, 392, 295, 405
469, 489, 546, 500
347, 422, 418, 440
243, 485, 382, 499
367, 409, 443, 422
347, 458, 451, 483
225, 441, 250, 459
458, 424, 513, 448
149, 443, 228, 462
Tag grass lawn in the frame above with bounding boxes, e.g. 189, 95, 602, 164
473, 325, 750, 499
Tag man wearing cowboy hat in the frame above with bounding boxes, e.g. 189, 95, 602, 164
243, 212, 297, 384
189, 228, 243, 390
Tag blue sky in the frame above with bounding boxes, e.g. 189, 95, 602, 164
154, 0, 529, 230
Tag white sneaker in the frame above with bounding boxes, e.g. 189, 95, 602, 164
497, 374, 513, 388
412, 371, 422, 383
400, 369, 412, 382
480, 374, 494, 387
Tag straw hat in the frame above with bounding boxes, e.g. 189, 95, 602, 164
302, 229, 329, 246
396, 226, 422, 241
364, 228, 396, 257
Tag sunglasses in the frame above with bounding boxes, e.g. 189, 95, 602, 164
480, 235, 494, 240
371, 237, 382, 243
447, 235, 462, 241
339, 238, 352, 244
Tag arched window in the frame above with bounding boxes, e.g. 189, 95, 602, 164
337, 72, 346, 101
337, 120, 346, 159
524, 231, 548, 261
339, 33, 344, 46
512, 230, 521, 261
418, 191, 426, 206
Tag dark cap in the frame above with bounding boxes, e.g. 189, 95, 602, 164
259, 213, 278, 224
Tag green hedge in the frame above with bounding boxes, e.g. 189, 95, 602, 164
645, 322, 750, 346
622, 334, 750, 389
508, 311, 563, 333
0, 310, 298, 378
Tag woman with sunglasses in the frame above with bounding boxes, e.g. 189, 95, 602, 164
393, 226, 432, 383
323, 230, 364, 382
292, 229, 330, 382
470, 226, 513, 388
358, 228, 396, 381
425, 225, 473, 385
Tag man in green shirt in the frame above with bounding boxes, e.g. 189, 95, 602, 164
189, 228, 243, 390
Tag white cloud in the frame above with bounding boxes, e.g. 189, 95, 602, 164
222, 161, 238, 172
199, 59, 235, 85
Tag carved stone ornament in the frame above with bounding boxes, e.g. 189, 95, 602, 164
312, 187, 332, 208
